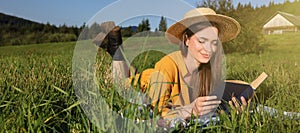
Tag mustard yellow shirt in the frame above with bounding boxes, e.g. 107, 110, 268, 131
132, 51, 192, 118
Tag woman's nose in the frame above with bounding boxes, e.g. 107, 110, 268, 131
202, 42, 213, 53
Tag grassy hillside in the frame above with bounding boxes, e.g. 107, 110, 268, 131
0, 32, 299, 132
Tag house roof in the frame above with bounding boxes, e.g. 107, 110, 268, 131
277, 11, 300, 26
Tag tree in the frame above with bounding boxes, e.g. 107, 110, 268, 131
137, 18, 151, 32
198, 0, 234, 15
217, 0, 234, 15
43, 22, 56, 33
70, 26, 80, 37
158, 16, 167, 32
145, 19, 150, 31
121, 26, 134, 37
79, 26, 89, 40
198, 0, 217, 10
197, 0, 263, 54
59, 23, 69, 33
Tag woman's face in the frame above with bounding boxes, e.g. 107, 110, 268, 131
185, 26, 219, 64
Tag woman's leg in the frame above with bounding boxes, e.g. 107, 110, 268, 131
112, 60, 130, 79
93, 21, 132, 79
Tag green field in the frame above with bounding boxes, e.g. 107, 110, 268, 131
0, 33, 299, 132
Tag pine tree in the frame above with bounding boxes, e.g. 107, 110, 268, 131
158, 16, 167, 32
137, 18, 151, 32
145, 19, 150, 31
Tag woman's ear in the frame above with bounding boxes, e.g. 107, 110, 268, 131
184, 35, 189, 47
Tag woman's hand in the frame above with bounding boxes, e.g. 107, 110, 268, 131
228, 96, 250, 114
191, 96, 221, 116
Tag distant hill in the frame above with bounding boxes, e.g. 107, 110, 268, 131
130, 26, 138, 32
0, 12, 81, 46
0, 12, 140, 46
0, 13, 43, 27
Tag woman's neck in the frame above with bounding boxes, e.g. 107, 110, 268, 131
183, 50, 199, 74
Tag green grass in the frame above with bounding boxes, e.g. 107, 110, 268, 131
0, 33, 299, 132
0, 42, 95, 132
221, 32, 300, 132
226, 33, 300, 112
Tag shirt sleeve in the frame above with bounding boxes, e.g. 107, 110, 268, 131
147, 55, 180, 118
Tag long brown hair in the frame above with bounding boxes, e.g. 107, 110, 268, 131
180, 22, 224, 98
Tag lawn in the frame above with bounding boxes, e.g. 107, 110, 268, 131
0, 32, 299, 132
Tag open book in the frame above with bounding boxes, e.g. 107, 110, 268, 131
220, 72, 268, 113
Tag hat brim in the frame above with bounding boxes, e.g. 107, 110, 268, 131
166, 14, 241, 44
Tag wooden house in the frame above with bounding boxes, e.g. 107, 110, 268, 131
263, 11, 300, 34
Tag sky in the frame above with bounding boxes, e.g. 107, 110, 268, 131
0, 0, 292, 29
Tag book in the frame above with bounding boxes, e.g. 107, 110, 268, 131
220, 72, 268, 113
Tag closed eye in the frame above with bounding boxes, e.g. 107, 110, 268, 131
211, 40, 219, 46
198, 40, 205, 44
198, 38, 207, 44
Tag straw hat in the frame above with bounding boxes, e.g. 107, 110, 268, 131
166, 7, 241, 44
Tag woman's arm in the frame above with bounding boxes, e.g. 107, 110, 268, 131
175, 96, 221, 119
148, 56, 221, 119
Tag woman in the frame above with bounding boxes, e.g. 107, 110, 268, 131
94, 7, 247, 120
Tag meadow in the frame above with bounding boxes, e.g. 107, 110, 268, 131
0, 32, 299, 132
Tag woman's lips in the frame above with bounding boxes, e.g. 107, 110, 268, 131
201, 53, 210, 58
